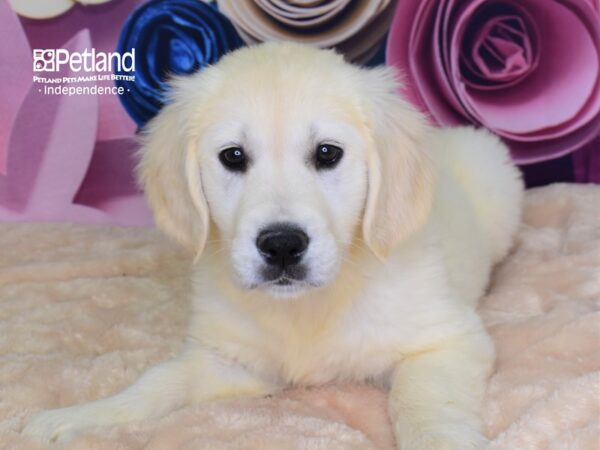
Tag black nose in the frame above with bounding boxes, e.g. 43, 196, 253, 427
256, 225, 309, 268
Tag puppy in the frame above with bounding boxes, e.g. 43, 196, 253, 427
24, 42, 523, 449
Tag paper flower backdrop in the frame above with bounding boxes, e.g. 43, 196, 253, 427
216, 0, 395, 63
0, 0, 598, 226
8, 0, 113, 20
386, 0, 600, 165
116, 0, 243, 127
0, 0, 152, 225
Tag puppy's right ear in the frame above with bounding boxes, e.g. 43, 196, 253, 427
136, 96, 209, 256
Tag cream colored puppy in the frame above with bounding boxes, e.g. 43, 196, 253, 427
24, 42, 523, 449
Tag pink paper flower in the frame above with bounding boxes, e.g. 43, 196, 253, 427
387, 0, 600, 164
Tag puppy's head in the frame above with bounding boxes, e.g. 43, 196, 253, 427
138, 43, 433, 299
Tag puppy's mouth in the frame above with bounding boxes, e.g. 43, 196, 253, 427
246, 264, 322, 295
261, 264, 307, 285
273, 276, 293, 286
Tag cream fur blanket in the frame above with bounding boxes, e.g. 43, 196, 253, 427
1, 183, 599, 450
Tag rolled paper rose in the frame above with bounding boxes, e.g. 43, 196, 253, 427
387, 0, 600, 165
216, 0, 395, 63
8, 0, 113, 20
115, 0, 243, 127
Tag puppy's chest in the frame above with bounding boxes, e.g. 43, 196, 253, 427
217, 309, 401, 386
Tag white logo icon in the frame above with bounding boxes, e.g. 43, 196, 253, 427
33, 49, 56, 72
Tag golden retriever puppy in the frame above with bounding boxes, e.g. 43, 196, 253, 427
24, 42, 523, 449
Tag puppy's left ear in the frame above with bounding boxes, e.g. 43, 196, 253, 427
359, 67, 435, 260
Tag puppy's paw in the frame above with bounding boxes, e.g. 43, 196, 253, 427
22, 407, 94, 444
397, 423, 489, 450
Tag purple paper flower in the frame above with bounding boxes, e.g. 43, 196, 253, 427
386, 0, 600, 165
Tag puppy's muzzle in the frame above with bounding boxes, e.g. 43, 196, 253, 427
256, 224, 309, 283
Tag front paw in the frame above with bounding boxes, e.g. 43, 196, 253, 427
22, 407, 93, 445
397, 423, 489, 450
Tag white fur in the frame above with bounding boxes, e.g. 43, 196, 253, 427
23, 43, 524, 449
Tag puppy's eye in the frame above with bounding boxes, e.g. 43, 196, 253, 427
315, 144, 343, 170
219, 147, 247, 172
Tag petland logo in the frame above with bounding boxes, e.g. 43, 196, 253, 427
33, 48, 135, 73
32, 48, 135, 97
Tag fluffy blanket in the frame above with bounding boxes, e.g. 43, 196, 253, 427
1, 183, 598, 450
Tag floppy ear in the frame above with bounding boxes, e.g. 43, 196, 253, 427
360, 67, 434, 260
136, 92, 209, 256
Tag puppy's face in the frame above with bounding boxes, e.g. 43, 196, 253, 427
138, 43, 433, 300
199, 84, 368, 297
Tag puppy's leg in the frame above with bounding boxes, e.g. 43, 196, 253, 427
389, 332, 494, 450
23, 344, 274, 444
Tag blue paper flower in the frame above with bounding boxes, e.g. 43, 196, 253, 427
115, 0, 242, 127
